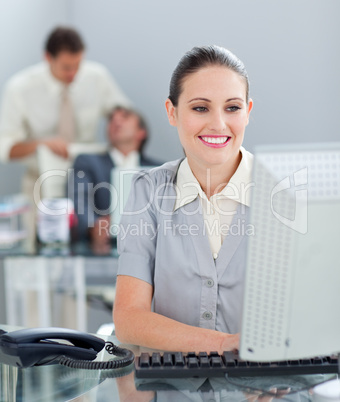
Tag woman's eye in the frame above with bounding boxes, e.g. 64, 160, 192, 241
193, 106, 208, 112
227, 106, 241, 112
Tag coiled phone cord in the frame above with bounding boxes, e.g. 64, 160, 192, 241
59, 341, 135, 370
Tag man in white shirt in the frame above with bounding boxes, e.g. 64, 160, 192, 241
0, 26, 130, 194
70, 106, 161, 252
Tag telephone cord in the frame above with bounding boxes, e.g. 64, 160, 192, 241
58, 341, 134, 370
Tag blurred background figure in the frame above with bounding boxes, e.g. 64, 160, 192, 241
0, 26, 130, 198
70, 106, 162, 252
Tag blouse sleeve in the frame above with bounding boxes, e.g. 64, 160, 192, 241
117, 171, 158, 286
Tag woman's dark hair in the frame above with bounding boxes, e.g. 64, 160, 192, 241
45, 27, 85, 57
168, 45, 249, 106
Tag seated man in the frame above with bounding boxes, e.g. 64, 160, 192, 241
70, 106, 161, 250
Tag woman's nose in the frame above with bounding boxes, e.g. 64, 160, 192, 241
207, 111, 226, 132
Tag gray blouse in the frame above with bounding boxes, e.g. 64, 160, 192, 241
117, 159, 251, 334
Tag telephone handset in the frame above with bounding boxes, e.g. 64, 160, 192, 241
0, 327, 134, 369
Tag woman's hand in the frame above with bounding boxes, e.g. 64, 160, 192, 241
221, 332, 240, 353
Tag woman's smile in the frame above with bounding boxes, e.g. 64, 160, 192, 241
198, 135, 231, 148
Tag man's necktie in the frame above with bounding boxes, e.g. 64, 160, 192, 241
57, 87, 76, 142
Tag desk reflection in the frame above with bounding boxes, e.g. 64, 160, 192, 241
0, 242, 118, 333
0, 326, 336, 401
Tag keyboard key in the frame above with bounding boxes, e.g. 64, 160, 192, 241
139, 353, 150, 368
151, 353, 161, 367
163, 352, 173, 367
329, 355, 338, 364
199, 355, 210, 368
188, 357, 199, 368
174, 352, 185, 367
211, 356, 223, 368
223, 352, 236, 367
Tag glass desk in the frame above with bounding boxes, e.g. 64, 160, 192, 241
0, 242, 118, 333
0, 325, 337, 402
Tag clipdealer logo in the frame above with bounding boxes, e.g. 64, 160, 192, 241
270, 167, 308, 234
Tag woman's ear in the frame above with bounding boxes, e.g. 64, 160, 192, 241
248, 98, 253, 114
245, 98, 253, 125
165, 98, 177, 127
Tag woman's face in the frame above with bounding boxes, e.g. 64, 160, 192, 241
166, 65, 253, 172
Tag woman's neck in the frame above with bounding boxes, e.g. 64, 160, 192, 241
187, 152, 242, 199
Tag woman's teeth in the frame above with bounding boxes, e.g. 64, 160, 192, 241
200, 136, 229, 144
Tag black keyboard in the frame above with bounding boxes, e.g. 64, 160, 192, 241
135, 351, 339, 378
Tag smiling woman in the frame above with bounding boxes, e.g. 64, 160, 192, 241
113, 45, 254, 354
166, 64, 252, 194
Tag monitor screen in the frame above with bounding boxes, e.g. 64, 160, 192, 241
239, 143, 340, 362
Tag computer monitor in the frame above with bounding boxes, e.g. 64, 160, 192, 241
239, 142, 340, 362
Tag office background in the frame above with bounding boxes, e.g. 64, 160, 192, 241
0, 0, 339, 195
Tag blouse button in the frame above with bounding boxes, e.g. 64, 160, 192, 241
213, 253, 218, 259
206, 279, 214, 288
202, 311, 213, 320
